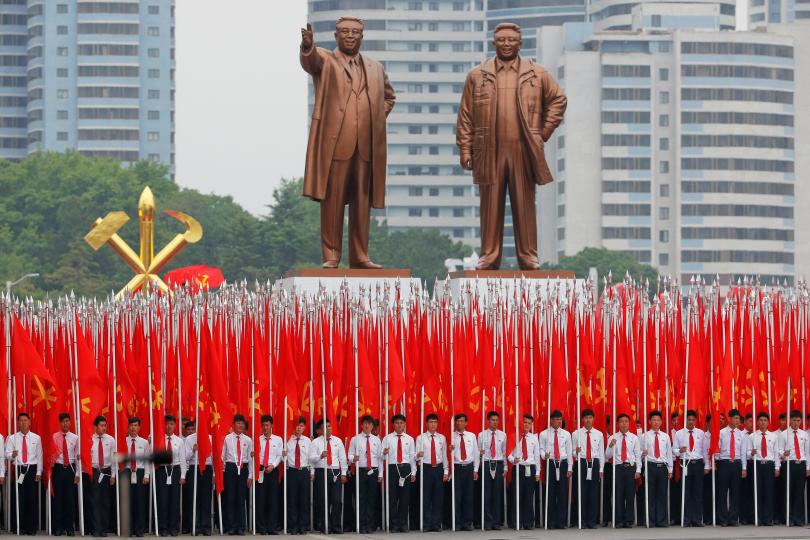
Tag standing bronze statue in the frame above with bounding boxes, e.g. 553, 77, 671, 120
300, 18, 395, 269
457, 23, 567, 270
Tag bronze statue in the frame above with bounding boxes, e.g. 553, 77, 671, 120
300, 17, 395, 269
457, 23, 567, 270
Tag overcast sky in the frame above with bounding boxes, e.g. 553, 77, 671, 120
174, 0, 748, 216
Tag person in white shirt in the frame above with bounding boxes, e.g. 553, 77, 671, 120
640, 410, 672, 528
508, 413, 540, 530
183, 421, 214, 536
51, 412, 80, 536
775, 411, 788, 523
122, 417, 151, 537
478, 410, 507, 530
606, 413, 641, 528
416, 413, 448, 532
310, 418, 347, 534
539, 409, 573, 529
572, 408, 604, 529
381, 414, 416, 532
283, 416, 312, 535
89, 415, 116, 537
221, 414, 253, 535
674, 409, 706, 527
750, 411, 778, 526
7, 412, 41, 535
255, 414, 284, 535
778, 409, 810, 526
711, 408, 748, 526
155, 414, 187, 536
348, 415, 383, 533
451, 413, 479, 530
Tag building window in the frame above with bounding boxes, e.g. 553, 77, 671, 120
57, 132, 68, 141
57, 68, 68, 78
148, 48, 160, 58
453, 229, 464, 238
148, 5, 160, 14
408, 146, 422, 155
659, 161, 669, 173
659, 68, 669, 80
660, 230, 669, 242
429, 146, 439, 155
57, 47, 69, 56
659, 91, 669, 105
148, 69, 160, 78
659, 115, 669, 127
651, 15, 662, 26
148, 89, 160, 99
453, 208, 464, 217
660, 184, 670, 197
659, 207, 670, 220
148, 110, 160, 120
659, 137, 669, 151
408, 126, 422, 135
57, 89, 68, 98
408, 187, 423, 196
659, 253, 669, 265
429, 187, 439, 196
429, 208, 439, 217
57, 4, 68, 13
57, 110, 68, 120
147, 132, 160, 141
147, 26, 160, 36
57, 25, 68, 35
408, 208, 422, 217
148, 153, 160, 162
453, 187, 464, 196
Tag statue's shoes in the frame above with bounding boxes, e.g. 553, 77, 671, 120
351, 260, 382, 269
322, 260, 340, 269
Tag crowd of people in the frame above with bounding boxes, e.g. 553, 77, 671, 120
1, 406, 808, 536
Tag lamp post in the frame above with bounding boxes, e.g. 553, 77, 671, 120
5, 273, 39, 294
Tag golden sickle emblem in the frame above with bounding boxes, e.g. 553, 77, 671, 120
84, 186, 203, 298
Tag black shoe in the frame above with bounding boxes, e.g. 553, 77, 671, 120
66, 532, 75, 537
492, 524, 502, 530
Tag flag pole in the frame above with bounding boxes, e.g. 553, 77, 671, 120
681, 299, 692, 528
318, 309, 329, 535
70, 312, 86, 537
514, 306, 520, 532
111, 310, 121, 537
449, 307, 456, 533
573, 304, 581, 530
145, 307, 160, 537
747, 297, 759, 526
249, 312, 257, 536
544, 303, 552, 530
609, 293, 616, 530
192, 309, 201, 537
282, 395, 288, 536
353, 307, 360, 534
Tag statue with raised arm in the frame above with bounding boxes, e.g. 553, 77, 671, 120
300, 18, 396, 269
457, 23, 567, 270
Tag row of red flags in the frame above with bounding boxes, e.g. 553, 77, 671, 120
1, 282, 807, 490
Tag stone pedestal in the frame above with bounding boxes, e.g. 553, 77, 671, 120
440, 269, 586, 303
277, 268, 422, 302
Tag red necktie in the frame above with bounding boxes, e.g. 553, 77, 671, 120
586, 430, 592, 460
167, 436, 173, 461
97, 436, 104, 468
621, 434, 628, 462
366, 436, 372, 468
761, 433, 767, 458
553, 430, 560, 460
522, 436, 528, 461
21, 434, 27, 463
236, 435, 242, 470
397, 435, 403, 463
729, 430, 735, 459
794, 431, 801, 460
130, 438, 137, 470
294, 438, 301, 469
654, 432, 660, 459
688, 430, 694, 452
490, 433, 496, 458
263, 437, 270, 467
62, 434, 69, 466
430, 435, 436, 466
459, 433, 467, 461
326, 438, 332, 466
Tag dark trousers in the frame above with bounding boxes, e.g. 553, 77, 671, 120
52, 463, 77, 534
453, 463, 474, 529
755, 461, 775, 525
703, 469, 714, 524
421, 464, 444, 530
189, 465, 213, 534
155, 465, 181, 535
223, 462, 248, 534
182, 468, 193, 534
545, 460, 568, 529
388, 463, 411, 531
354, 467, 379, 532
510, 464, 535, 529
121, 469, 148, 536
681, 459, 704, 525
481, 460, 504, 528
574, 458, 600, 528
740, 459, 755, 523
256, 467, 279, 533
286, 467, 310, 533
786, 461, 806, 525
313, 468, 342, 533
613, 463, 636, 527
321, 151, 372, 265
13, 465, 38, 534
715, 459, 742, 525
645, 463, 668, 527
669, 462, 681, 525
91, 467, 114, 536
776, 461, 786, 523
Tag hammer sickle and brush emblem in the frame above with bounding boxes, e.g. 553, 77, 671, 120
84, 186, 203, 297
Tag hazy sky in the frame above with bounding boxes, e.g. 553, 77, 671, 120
175, 0, 748, 216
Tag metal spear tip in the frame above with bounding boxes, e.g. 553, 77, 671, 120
138, 186, 156, 222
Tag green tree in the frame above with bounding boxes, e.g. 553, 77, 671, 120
542, 246, 659, 284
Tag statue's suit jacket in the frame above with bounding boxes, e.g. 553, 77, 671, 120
301, 45, 395, 209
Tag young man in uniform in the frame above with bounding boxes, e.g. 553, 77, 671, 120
51, 412, 80, 536
478, 411, 506, 530
382, 414, 416, 532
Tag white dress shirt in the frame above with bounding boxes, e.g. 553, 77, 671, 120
778, 428, 810, 470
52, 431, 80, 476
285, 435, 311, 469
6, 431, 43, 474
416, 432, 448, 474
309, 435, 348, 474
90, 433, 117, 472
256, 433, 284, 470
508, 432, 541, 467
714, 427, 750, 469
157, 433, 188, 479
184, 433, 213, 466
451, 431, 479, 471
222, 432, 253, 479
382, 432, 416, 471
572, 427, 606, 472
478, 429, 507, 462
348, 433, 383, 469
606, 431, 642, 472
538, 427, 574, 467
641, 430, 673, 473
674, 428, 707, 461
750, 429, 779, 463
124, 435, 152, 478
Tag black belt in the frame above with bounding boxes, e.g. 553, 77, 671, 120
649, 462, 667, 468
93, 467, 112, 473
617, 462, 635, 467
454, 462, 474, 468
54, 463, 75, 468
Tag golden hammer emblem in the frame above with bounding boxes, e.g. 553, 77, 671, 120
84, 186, 203, 297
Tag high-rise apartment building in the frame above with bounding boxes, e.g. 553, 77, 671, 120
749, 0, 810, 27
485, 0, 586, 59
0, 0, 175, 168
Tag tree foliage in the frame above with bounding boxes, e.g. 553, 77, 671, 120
542, 246, 659, 285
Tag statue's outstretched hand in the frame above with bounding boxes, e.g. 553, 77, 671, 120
301, 23, 314, 51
